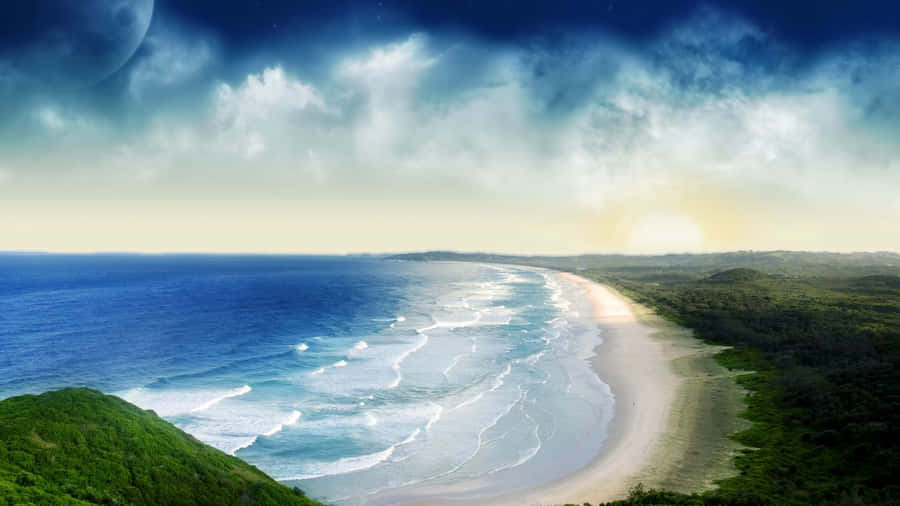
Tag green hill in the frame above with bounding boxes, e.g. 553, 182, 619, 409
705, 268, 766, 282
0, 388, 321, 506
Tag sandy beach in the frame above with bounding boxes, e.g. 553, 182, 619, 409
368, 270, 745, 505
482, 273, 744, 504
497, 273, 684, 504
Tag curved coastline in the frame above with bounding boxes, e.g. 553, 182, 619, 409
368, 270, 744, 505
489, 273, 747, 504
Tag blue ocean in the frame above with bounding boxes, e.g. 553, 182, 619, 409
0, 255, 613, 504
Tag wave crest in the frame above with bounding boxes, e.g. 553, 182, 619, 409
190, 384, 252, 413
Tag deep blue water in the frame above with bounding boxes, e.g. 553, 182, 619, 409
0, 254, 612, 504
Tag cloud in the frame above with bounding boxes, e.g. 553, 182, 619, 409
543, 14, 900, 210
28, 104, 105, 142
128, 21, 215, 100
338, 34, 436, 90
213, 66, 333, 160
104, 65, 336, 182
10, 7, 900, 244
35, 106, 67, 132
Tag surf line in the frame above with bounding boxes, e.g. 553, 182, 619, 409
388, 332, 429, 389
232, 410, 302, 455
190, 384, 252, 413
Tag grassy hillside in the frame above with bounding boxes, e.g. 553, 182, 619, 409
393, 251, 900, 505
0, 388, 321, 506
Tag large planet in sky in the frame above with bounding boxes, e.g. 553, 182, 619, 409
0, 0, 154, 89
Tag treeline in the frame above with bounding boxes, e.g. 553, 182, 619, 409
589, 268, 900, 505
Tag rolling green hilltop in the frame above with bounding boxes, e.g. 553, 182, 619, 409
0, 388, 321, 506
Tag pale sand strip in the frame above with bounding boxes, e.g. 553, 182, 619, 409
367, 271, 745, 505
495, 272, 747, 505
484, 272, 683, 504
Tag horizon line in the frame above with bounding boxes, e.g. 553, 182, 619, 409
1, 249, 899, 258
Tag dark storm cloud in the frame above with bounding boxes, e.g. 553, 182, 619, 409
159, 0, 900, 53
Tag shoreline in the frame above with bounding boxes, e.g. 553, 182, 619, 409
489, 272, 747, 504
476, 273, 682, 504
366, 269, 745, 505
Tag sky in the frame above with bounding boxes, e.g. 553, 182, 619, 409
1, 0, 899, 254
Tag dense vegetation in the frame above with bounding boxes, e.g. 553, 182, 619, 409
0, 388, 321, 506
393, 251, 900, 505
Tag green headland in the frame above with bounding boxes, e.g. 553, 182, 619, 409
0, 388, 322, 506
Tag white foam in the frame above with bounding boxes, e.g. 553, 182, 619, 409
419, 311, 482, 332
353, 341, 368, 351
486, 408, 542, 475
494, 363, 513, 388
425, 402, 443, 432
264, 410, 302, 437
388, 315, 405, 329
388, 334, 429, 389
190, 384, 251, 413
333, 360, 348, 368
523, 350, 547, 365
452, 362, 512, 411
462, 388, 528, 471
400, 428, 420, 445
501, 272, 530, 284
280, 446, 395, 481
443, 354, 464, 377
453, 391, 486, 411
278, 428, 420, 481
231, 436, 258, 455
365, 412, 378, 427
228, 408, 302, 455
311, 367, 325, 375
295, 343, 309, 352
425, 387, 527, 483
542, 273, 573, 313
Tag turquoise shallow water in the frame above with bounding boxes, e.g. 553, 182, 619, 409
0, 255, 613, 504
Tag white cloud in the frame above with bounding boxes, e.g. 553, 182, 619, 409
338, 34, 436, 91
215, 66, 327, 125
336, 34, 440, 164
31, 105, 103, 140
213, 66, 332, 160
